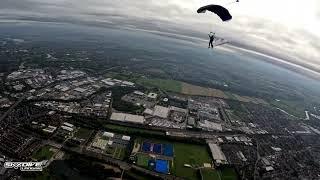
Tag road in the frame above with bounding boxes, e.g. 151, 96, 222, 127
167, 130, 244, 139
253, 142, 261, 180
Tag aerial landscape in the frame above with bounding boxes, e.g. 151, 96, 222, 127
0, 0, 320, 180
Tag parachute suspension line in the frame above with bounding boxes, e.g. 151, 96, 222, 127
224, 0, 239, 7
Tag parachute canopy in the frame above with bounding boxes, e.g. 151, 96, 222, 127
197, 5, 232, 21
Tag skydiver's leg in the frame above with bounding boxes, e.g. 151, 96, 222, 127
208, 41, 211, 48
210, 41, 214, 48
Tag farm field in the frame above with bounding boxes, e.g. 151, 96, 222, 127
181, 82, 228, 99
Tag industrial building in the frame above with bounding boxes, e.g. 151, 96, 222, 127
208, 143, 228, 165
153, 106, 169, 119
198, 120, 223, 131
110, 113, 145, 124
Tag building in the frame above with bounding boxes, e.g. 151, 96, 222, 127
61, 125, 74, 132
101, 79, 115, 86
63, 122, 74, 128
208, 143, 227, 165
42, 126, 57, 133
198, 120, 222, 131
110, 113, 145, 124
134, 91, 145, 96
153, 106, 169, 119
143, 108, 154, 115
13, 84, 24, 91
122, 81, 135, 86
103, 132, 115, 138
92, 139, 108, 150
187, 117, 196, 127
122, 135, 131, 141
237, 151, 247, 162
74, 87, 87, 93
147, 93, 158, 99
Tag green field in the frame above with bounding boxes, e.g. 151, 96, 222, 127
201, 169, 220, 180
104, 144, 127, 160
201, 168, 238, 180
224, 92, 237, 100
32, 145, 55, 161
113, 147, 127, 160
137, 154, 151, 167
173, 143, 212, 180
270, 99, 305, 118
74, 128, 92, 140
220, 168, 238, 180
137, 78, 182, 93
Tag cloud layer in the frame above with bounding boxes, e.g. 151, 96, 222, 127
1, 0, 320, 74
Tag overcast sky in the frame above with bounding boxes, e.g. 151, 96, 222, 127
1, 0, 320, 74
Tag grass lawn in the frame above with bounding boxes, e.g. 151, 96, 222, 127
136, 153, 151, 168
270, 100, 305, 118
181, 82, 227, 99
201, 169, 220, 180
172, 143, 212, 180
220, 168, 238, 180
224, 92, 237, 100
32, 145, 55, 161
105, 146, 116, 155
137, 78, 182, 93
117, 148, 127, 160
112, 147, 127, 160
74, 128, 92, 140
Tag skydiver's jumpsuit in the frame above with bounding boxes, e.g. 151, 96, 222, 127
208, 34, 215, 48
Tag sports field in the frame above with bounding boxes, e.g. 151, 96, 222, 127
137, 154, 151, 167
172, 143, 212, 180
104, 143, 127, 160
32, 145, 55, 161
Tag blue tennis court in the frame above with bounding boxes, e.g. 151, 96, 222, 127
153, 143, 162, 154
155, 160, 169, 174
163, 144, 174, 157
142, 142, 152, 152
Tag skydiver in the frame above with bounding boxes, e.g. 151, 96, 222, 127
208, 32, 215, 48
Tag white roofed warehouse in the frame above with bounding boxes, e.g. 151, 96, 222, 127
110, 113, 145, 124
